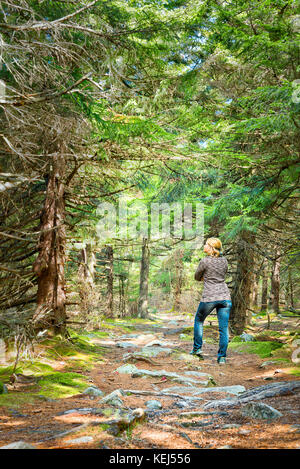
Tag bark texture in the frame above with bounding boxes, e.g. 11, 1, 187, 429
230, 230, 255, 334
138, 237, 150, 318
106, 245, 114, 318
261, 258, 269, 312
32, 151, 66, 334
269, 247, 281, 314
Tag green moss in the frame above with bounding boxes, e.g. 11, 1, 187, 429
288, 368, 300, 377
64, 359, 94, 372
39, 371, 83, 385
100, 423, 110, 431
0, 392, 38, 408
38, 371, 88, 398
0, 367, 89, 405
0, 329, 107, 406
230, 336, 243, 343
228, 340, 283, 358
100, 323, 119, 330
42, 338, 78, 358
39, 331, 105, 369
87, 331, 109, 338
120, 326, 136, 333
103, 318, 115, 323
261, 330, 282, 337
27, 362, 54, 373
180, 334, 193, 341
0, 365, 16, 382
0, 381, 6, 394
270, 345, 294, 359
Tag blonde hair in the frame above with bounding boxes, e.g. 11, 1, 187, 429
206, 237, 223, 257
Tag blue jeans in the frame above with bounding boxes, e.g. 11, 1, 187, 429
193, 299, 232, 360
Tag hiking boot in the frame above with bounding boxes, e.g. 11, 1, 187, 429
190, 349, 204, 358
217, 357, 226, 365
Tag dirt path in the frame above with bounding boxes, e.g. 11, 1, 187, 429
0, 312, 299, 449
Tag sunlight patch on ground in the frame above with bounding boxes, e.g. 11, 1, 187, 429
0, 418, 27, 427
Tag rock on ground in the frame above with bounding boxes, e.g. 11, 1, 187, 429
145, 400, 163, 410
116, 364, 139, 374
98, 389, 125, 407
240, 402, 283, 420
65, 436, 94, 445
0, 441, 36, 449
82, 386, 104, 397
163, 384, 245, 396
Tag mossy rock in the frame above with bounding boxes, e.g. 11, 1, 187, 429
270, 344, 294, 359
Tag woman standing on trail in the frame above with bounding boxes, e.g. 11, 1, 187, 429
190, 238, 232, 364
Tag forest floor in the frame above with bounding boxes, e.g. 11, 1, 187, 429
0, 311, 300, 449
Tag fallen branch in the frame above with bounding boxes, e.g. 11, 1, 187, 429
122, 353, 162, 366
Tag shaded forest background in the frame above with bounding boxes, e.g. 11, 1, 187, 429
0, 0, 299, 353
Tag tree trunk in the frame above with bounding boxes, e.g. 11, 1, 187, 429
106, 245, 114, 318
230, 230, 255, 334
119, 274, 126, 317
138, 237, 150, 318
269, 247, 281, 314
247, 254, 259, 325
33, 151, 66, 334
251, 262, 260, 308
85, 243, 96, 287
78, 243, 96, 320
172, 248, 184, 311
288, 267, 294, 308
260, 258, 268, 312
